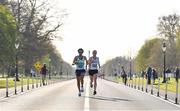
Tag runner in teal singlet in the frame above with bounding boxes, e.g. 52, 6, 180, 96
73, 48, 88, 97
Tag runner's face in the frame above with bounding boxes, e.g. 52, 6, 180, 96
78, 50, 83, 55
93, 51, 97, 56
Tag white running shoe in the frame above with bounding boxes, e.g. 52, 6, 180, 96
81, 86, 84, 92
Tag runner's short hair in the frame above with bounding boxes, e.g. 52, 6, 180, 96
78, 48, 84, 53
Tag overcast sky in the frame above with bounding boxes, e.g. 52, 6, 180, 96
52, 0, 180, 64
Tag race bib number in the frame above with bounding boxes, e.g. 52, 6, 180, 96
92, 63, 97, 68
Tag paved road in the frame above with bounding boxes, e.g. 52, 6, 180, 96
0, 77, 180, 111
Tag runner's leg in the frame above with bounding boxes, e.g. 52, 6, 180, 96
90, 75, 93, 87
76, 76, 81, 92
93, 74, 97, 91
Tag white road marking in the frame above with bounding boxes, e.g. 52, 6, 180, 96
84, 79, 90, 111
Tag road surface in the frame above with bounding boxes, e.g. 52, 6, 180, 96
0, 77, 180, 111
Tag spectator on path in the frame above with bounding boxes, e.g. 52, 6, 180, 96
166, 68, 172, 81
146, 67, 152, 85
152, 68, 157, 84
30, 68, 36, 77
40, 64, 48, 86
141, 70, 145, 78
121, 66, 127, 85
175, 67, 179, 82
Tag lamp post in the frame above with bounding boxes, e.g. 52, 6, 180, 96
118, 62, 120, 76
60, 61, 63, 78
49, 58, 51, 79
111, 64, 114, 78
15, 42, 20, 81
162, 41, 167, 83
130, 57, 132, 80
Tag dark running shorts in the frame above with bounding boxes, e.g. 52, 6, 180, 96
89, 69, 98, 76
75, 69, 86, 76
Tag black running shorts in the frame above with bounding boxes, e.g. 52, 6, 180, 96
89, 69, 98, 76
75, 69, 86, 76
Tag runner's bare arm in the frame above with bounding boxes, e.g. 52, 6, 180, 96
72, 56, 77, 65
84, 56, 88, 70
98, 57, 101, 68
88, 57, 92, 65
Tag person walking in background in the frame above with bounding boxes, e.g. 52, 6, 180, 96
152, 68, 157, 84
146, 67, 152, 85
30, 68, 36, 77
166, 68, 171, 81
175, 67, 179, 82
88, 50, 101, 95
141, 70, 145, 78
72, 48, 88, 97
121, 66, 127, 85
40, 64, 48, 86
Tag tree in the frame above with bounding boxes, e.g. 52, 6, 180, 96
158, 13, 180, 45
0, 4, 17, 76
135, 38, 161, 72
8, 0, 66, 74
102, 56, 133, 77
157, 13, 180, 68
176, 30, 180, 64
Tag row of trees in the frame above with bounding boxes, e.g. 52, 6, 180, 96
101, 56, 135, 76
136, 13, 180, 75
102, 13, 180, 77
0, 0, 73, 77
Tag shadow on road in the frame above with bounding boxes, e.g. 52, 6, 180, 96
83, 96, 132, 102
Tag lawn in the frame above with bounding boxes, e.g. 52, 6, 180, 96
115, 77, 180, 94
0, 77, 41, 89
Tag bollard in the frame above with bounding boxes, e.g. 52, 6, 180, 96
32, 76, 34, 89
36, 75, 38, 88
138, 76, 140, 90
27, 76, 29, 90
46, 76, 48, 85
142, 77, 144, 91
46, 79, 48, 85
47, 78, 49, 85
134, 76, 136, 89
39, 75, 42, 87
151, 75, 153, 94
129, 78, 131, 87
14, 74, 17, 95
131, 78, 133, 88
6, 77, 9, 97
157, 78, 160, 97
37, 75, 40, 87
165, 79, 168, 100
21, 74, 23, 92
175, 79, 178, 104
146, 78, 148, 93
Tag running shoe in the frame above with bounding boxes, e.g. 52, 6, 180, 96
81, 86, 84, 92
78, 92, 81, 97
93, 90, 97, 95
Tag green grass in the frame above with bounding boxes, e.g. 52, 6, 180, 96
115, 77, 180, 94
0, 77, 41, 89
